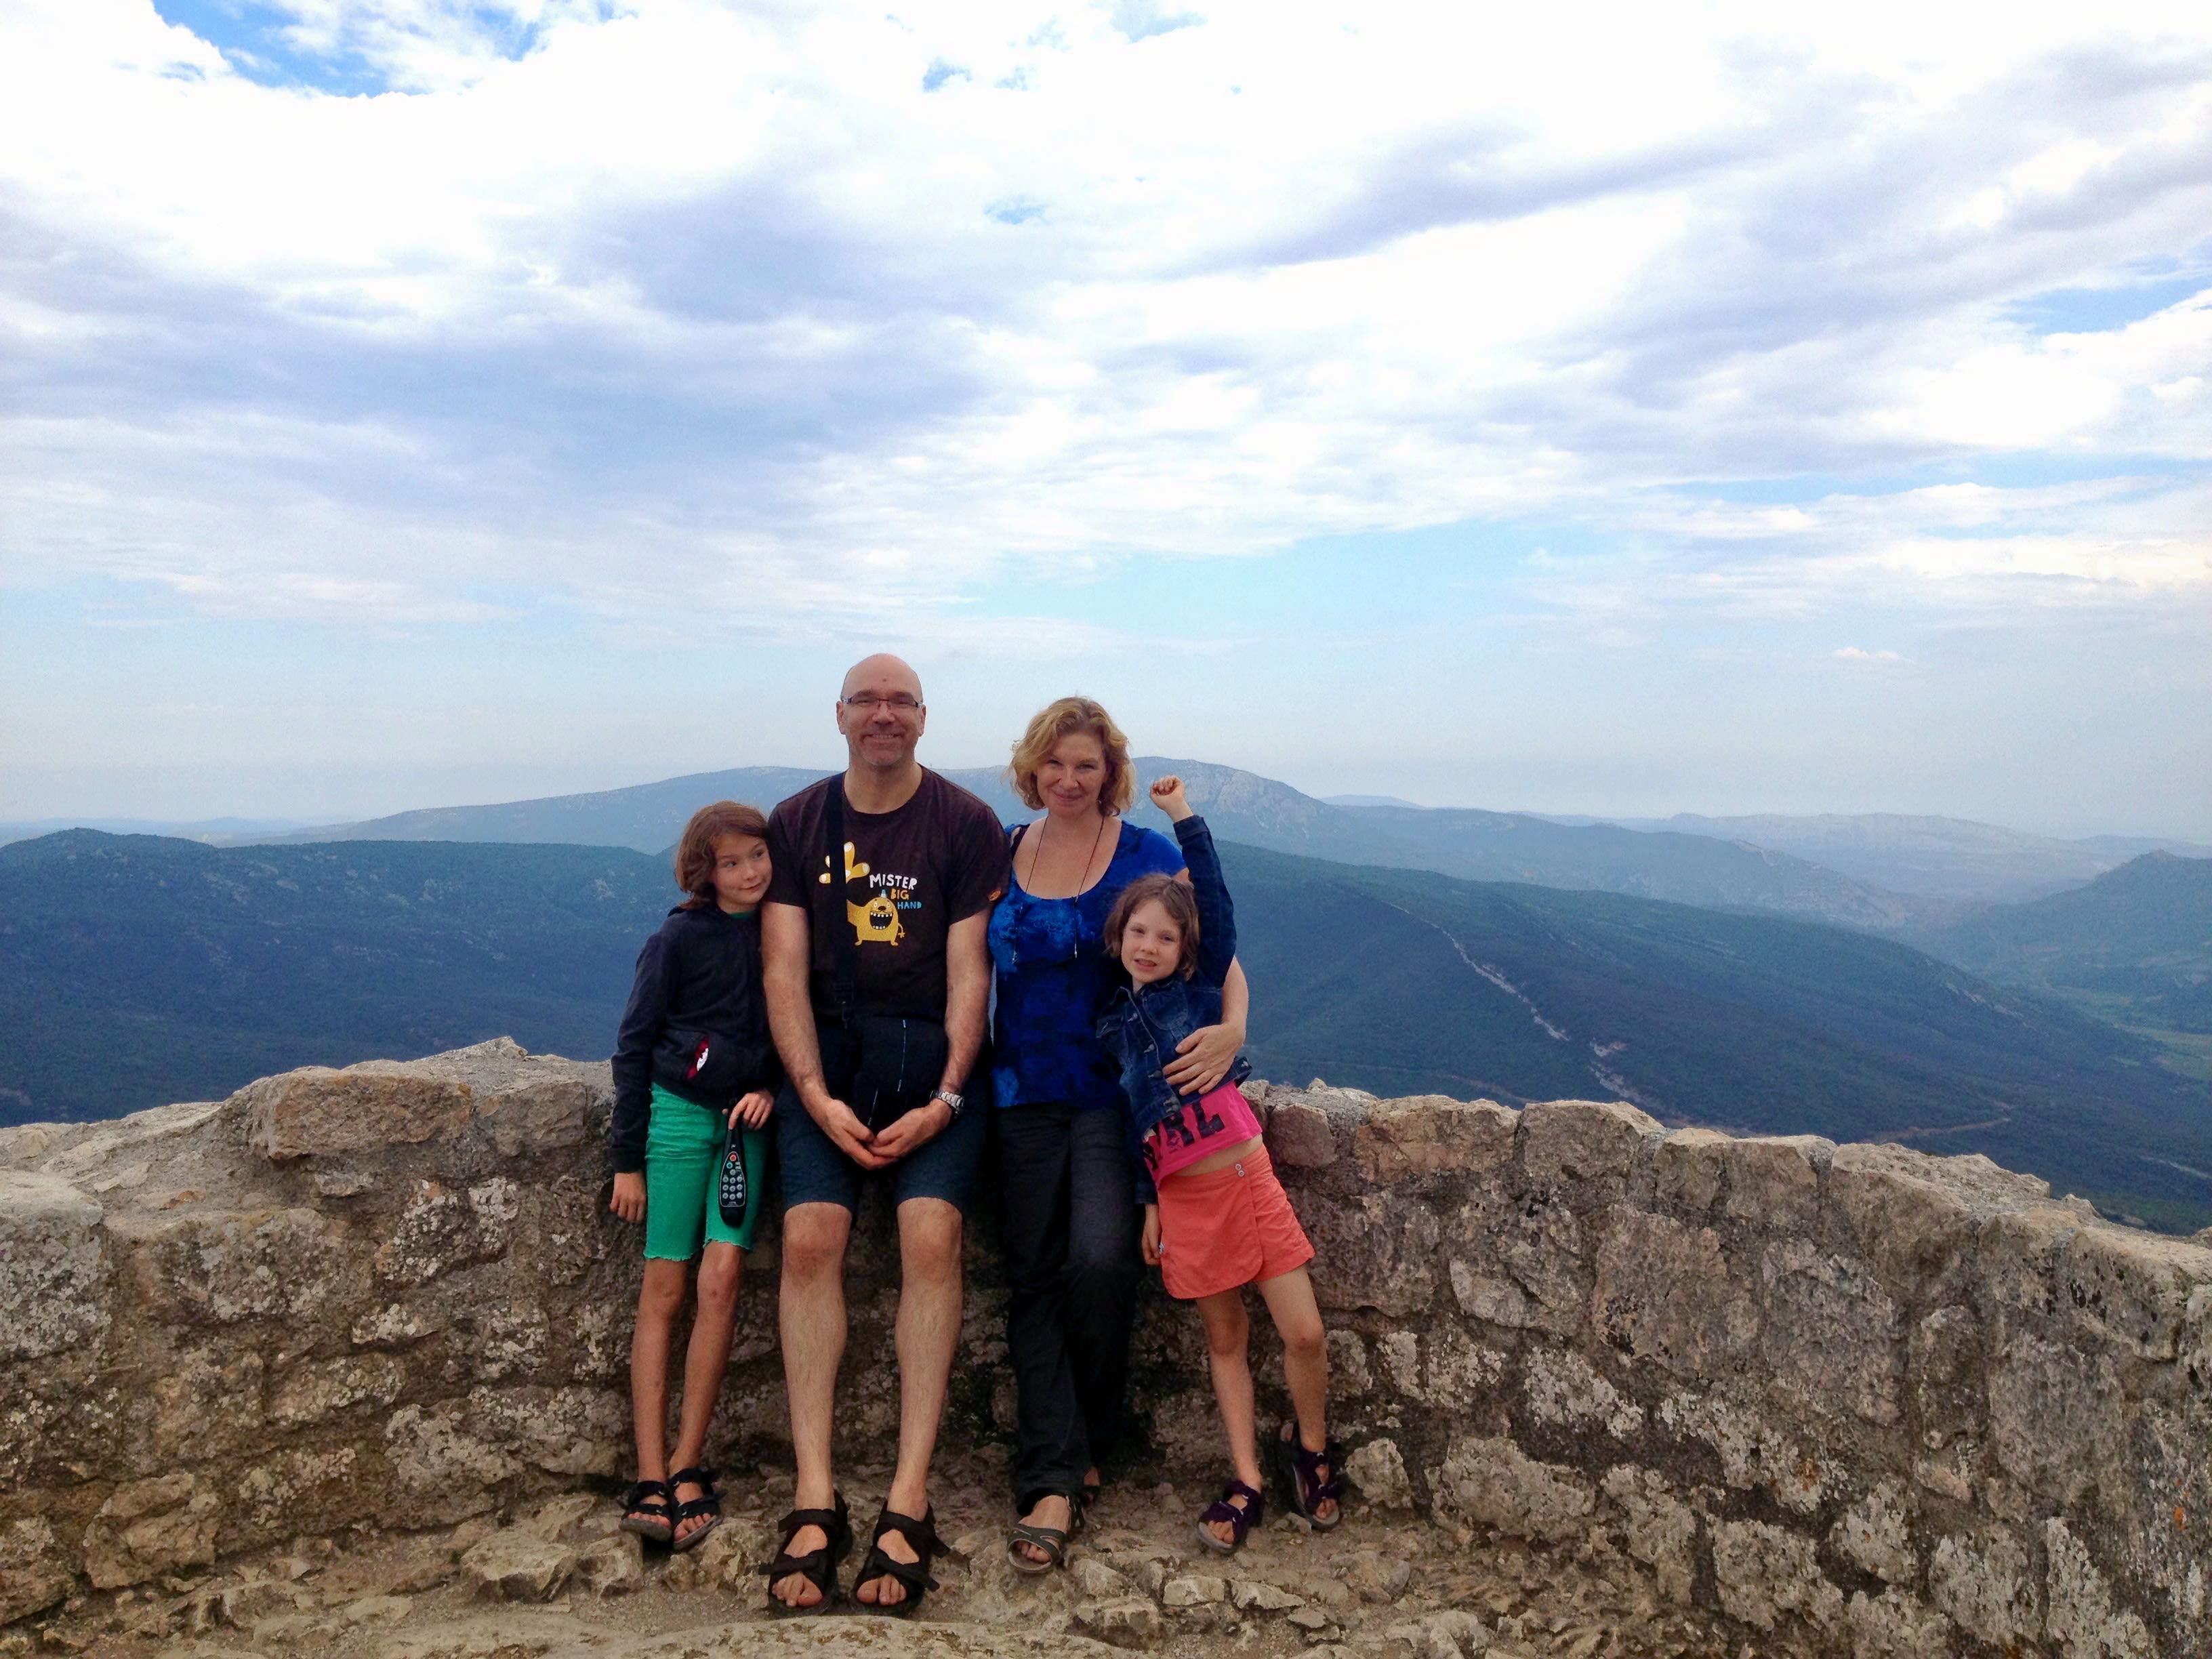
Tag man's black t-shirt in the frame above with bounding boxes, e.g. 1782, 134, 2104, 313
764, 769, 1009, 1022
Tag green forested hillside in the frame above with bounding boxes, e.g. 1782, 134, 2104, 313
1910, 852, 2212, 1042
1223, 845, 2212, 1230
5, 830, 2207, 1229
0, 832, 672, 1122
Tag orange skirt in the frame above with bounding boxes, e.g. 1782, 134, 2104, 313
1155, 1143, 1314, 1300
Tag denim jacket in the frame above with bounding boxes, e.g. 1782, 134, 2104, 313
1095, 814, 1251, 1200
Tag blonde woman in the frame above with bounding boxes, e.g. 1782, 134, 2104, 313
989, 698, 1248, 1572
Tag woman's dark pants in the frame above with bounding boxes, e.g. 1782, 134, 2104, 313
994, 1101, 1143, 1510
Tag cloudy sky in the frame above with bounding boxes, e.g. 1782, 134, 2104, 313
3, 1, 2208, 835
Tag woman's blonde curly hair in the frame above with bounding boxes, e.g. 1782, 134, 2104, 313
1006, 696, 1136, 815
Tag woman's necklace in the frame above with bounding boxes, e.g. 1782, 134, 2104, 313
1036, 809, 1113, 897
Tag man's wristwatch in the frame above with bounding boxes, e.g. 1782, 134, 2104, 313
930, 1087, 964, 1121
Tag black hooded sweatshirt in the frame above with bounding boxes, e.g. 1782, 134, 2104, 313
607, 903, 782, 1174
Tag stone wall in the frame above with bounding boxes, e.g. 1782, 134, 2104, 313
2, 1040, 2207, 1656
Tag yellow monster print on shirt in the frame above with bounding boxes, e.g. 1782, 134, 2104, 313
819, 841, 904, 944
849, 892, 905, 945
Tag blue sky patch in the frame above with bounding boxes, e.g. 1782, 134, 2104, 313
1110, 0, 1202, 43
152, 0, 556, 94
154, 0, 391, 94
1679, 453, 2203, 507
2007, 272, 2207, 335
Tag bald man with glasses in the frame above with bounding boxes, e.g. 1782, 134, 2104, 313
758, 653, 1008, 1614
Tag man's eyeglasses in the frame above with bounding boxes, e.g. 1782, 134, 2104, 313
841, 693, 924, 713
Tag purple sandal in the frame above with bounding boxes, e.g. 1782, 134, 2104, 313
1194, 1479, 1264, 1555
1275, 1425, 1345, 1530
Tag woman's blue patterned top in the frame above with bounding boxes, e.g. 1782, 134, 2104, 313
988, 819, 1185, 1109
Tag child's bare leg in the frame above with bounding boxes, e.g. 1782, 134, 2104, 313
1256, 1267, 1337, 1523
629, 1259, 690, 1517
667, 1241, 744, 1542
1195, 1288, 1261, 1545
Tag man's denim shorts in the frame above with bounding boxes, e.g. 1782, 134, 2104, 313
774, 1040, 986, 1215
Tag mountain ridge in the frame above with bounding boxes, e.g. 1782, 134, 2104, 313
1537, 808, 2212, 901
6, 826, 2207, 1229
224, 757, 1933, 929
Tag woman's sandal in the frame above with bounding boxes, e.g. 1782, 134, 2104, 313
617, 1479, 675, 1546
1275, 1425, 1345, 1531
1193, 1479, 1264, 1556
763, 1491, 852, 1617
1007, 1490, 1084, 1576
667, 1466, 723, 1553
855, 1504, 945, 1617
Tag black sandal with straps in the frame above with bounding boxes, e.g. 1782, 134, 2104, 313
667, 1465, 723, 1552
1193, 1478, 1263, 1555
764, 1491, 852, 1616
617, 1478, 674, 1546
1007, 1489, 1084, 1576
1275, 1425, 1345, 1530
854, 1504, 945, 1618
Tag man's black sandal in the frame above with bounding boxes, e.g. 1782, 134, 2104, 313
667, 1465, 722, 1553
764, 1491, 851, 1616
1275, 1425, 1345, 1531
617, 1479, 675, 1546
855, 1504, 944, 1616
1007, 1490, 1084, 1576
1194, 1479, 1263, 1555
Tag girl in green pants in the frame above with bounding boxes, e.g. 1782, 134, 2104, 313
608, 800, 782, 1551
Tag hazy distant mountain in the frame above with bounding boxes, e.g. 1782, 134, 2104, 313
258, 759, 1925, 928
249, 767, 840, 853
1160, 762, 1925, 929
7, 828, 2205, 1229
0, 816, 314, 849
1545, 811, 2212, 902
1911, 852, 2212, 1038
1321, 794, 1428, 808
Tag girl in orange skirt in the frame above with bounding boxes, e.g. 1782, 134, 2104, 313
1096, 777, 1343, 1555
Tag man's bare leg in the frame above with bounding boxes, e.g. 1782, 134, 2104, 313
855, 1197, 962, 1607
769, 1203, 852, 1610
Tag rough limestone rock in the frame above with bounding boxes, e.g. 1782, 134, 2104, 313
389, 1618, 1136, 1659
0, 1170, 108, 1360
1074, 1597, 1163, 1648
1519, 1098, 1662, 1185
2, 1049, 2209, 1659
1264, 1097, 1338, 1168
0, 1518, 71, 1625
1345, 1435, 1413, 1509
1352, 1095, 1517, 1182
459, 1526, 577, 1601
1231, 1576, 1305, 1611
79, 1472, 221, 1588
1432, 1436, 1593, 1543
571, 1535, 645, 1598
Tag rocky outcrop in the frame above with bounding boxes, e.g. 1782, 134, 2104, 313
2, 1042, 2207, 1657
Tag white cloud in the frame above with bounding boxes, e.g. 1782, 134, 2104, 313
1, 0, 2210, 640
